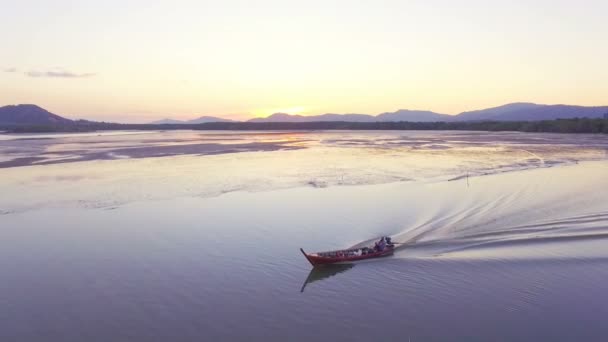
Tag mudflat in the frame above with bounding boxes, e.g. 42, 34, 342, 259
1, 130, 608, 341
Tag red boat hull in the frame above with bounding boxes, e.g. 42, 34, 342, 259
300, 246, 394, 266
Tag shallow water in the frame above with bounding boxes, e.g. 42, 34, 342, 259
1, 130, 608, 341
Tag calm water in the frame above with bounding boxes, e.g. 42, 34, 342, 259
1, 130, 608, 341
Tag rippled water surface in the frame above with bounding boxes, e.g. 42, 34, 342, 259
1, 130, 608, 341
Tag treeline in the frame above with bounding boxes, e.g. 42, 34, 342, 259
3, 118, 608, 134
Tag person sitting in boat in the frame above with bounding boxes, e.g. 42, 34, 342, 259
373, 237, 386, 252
377, 237, 387, 251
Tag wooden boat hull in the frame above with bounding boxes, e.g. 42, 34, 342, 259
300, 246, 394, 266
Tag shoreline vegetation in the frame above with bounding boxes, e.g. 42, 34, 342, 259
2, 118, 608, 134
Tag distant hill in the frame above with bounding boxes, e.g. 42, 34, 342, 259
150, 118, 185, 124
454, 103, 608, 121
376, 109, 451, 122
248, 112, 374, 123
0, 104, 73, 125
150, 116, 234, 124
2, 103, 607, 128
248, 110, 450, 123
248, 113, 304, 123
250, 103, 608, 122
455, 102, 541, 121
188, 116, 234, 124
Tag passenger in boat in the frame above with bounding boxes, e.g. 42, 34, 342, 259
377, 237, 387, 251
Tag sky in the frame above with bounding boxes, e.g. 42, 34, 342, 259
1, 0, 607, 123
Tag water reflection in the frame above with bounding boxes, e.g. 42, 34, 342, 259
300, 264, 355, 292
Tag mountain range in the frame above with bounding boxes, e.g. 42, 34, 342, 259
248, 103, 608, 123
150, 116, 234, 124
248, 110, 449, 123
1, 103, 607, 126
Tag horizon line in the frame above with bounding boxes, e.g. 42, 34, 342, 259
3, 101, 608, 124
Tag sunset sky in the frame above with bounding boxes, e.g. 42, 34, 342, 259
1, 0, 607, 122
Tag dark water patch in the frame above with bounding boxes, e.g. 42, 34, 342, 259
200, 131, 307, 137
300, 264, 355, 292
13, 137, 55, 141
1, 148, 36, 154
424, 144, 451, 149
0, 157, 46, 168
0, 141, 308, 168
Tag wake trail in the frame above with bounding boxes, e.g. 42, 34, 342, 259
385, 161, 608, 258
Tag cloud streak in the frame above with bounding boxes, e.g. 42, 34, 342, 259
25, 69, 95, 78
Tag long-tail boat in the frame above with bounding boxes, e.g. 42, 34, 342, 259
300, 237, 394, 266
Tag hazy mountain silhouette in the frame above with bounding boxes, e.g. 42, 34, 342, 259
150, 118, 185, 124
188, 116, 234, 124
0, 104, 73, 125
250, 103, 608, 122
248, 111, 449, 123
455, 102, 541, 121
453, 103, 608, 121
376, 109, 451, 122
150, 116, 233, 124
1, 103, 607, 126
248, 113, 373, 123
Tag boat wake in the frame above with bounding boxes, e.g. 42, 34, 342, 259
382, 161, 608, 260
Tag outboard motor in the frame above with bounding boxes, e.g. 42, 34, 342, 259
385, 236, 394, 247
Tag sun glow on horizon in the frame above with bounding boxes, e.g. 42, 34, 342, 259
1, 1, 608, 122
